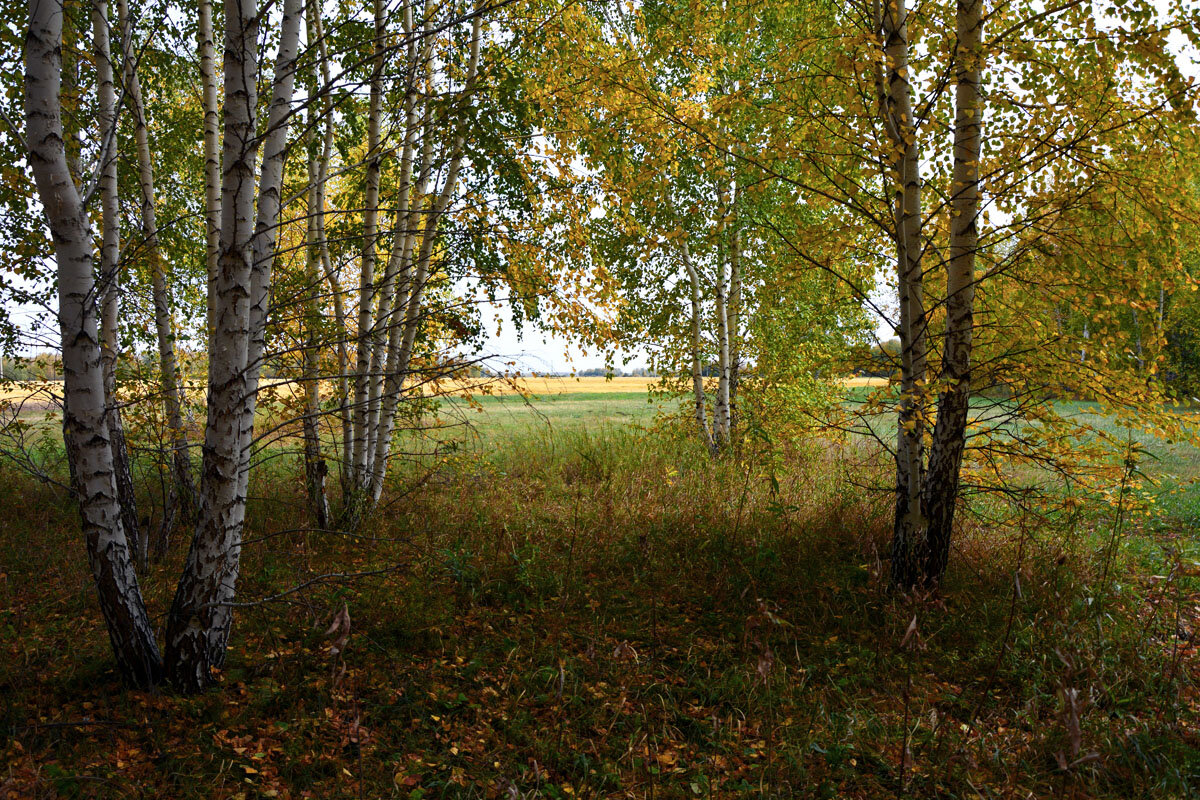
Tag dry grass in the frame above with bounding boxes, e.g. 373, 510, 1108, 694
842, 376, 890, 388
0, 380, 60, 403
0, 375, 887, 406
460, 375, 660, 395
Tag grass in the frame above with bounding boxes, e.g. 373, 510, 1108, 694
1, 389, 1198, 798
838, 384, 1200, 528
436, 390, 664, 441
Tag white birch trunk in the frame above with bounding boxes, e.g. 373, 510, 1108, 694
303, 145, 330, 529
349, 0, 387, 496
879, 0, 930, 588
301, 7, 331, 528
26, 0, 162, 687
165, 0, 270, 692
681, 240, 714, 452
363, 0, 421, 495
364, 113, 434, 502
239, 0, 305, 508
199, 0, 221, 352
713, 242, 731, 447
367, 14, 482, 502
93, 0, 141, 559
920, 0, 984, 586
727, 180, 742, 442
307, 3, 351, 499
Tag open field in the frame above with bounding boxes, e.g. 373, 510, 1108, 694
6, 375, 1198, 519
436, 391, 1200, 523
0, 375, 890, 404
0, 376, 660, 402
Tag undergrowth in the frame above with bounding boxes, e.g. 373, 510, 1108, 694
1, 425, 1197, 798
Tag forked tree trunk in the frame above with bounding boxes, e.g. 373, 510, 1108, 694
880, 0, 931, 589
919, 0, 984, 585
365, 78, 434, 501
93, 0, 141, 560
26, 0, 162, 687
166, 0, 261, 692
166, 0, 301, 692
119, 0, 197, 523
368, 149, 472, 501
363, 0, 422, 499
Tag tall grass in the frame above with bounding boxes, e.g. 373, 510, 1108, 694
1, 421, 1196, 798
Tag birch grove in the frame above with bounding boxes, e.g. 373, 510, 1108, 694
118, 0, 197, 527
14, 0, 1200, 692
339, 2, 484, 517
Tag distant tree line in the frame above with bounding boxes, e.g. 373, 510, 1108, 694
572, 367, 657, 378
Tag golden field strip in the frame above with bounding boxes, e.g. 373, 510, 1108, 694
0, 375, 889, 405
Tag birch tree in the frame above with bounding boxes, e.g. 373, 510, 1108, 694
526, 1, 858, 452
877, 0, 932, 589
199, 0, 220, 350
332, 0, 483, 518
916, 0, 983, 585
858, 0, 1196, 588
164, 0, 303, 691
117, 0, 197, 524
91, 0, 141, 558
25, 0, 162, 687
364, 10, 482, 502
346, 0, 386, 510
